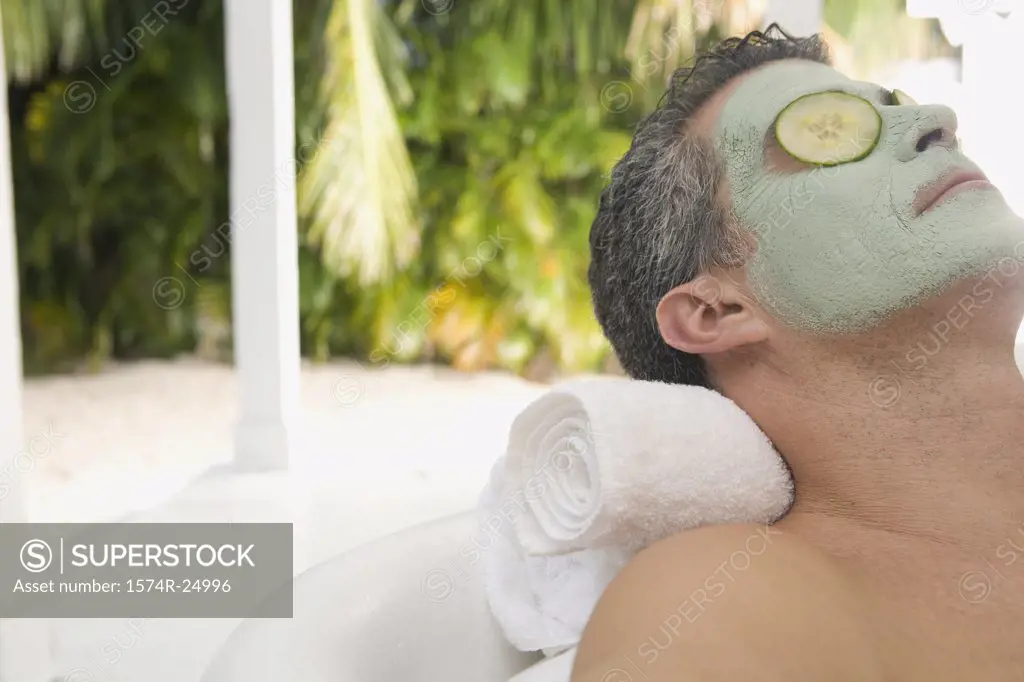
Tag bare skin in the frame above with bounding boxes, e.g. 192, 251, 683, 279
572, 62, 1024, 681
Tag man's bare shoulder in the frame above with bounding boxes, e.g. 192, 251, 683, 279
571, 523, 884, 682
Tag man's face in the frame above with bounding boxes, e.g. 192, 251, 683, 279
704, 59, 1024, 334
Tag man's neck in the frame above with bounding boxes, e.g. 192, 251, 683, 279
782, 350, 1024, 554
731, 286, 1024, 556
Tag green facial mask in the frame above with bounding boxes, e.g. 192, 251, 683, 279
713, 60, 1024, 333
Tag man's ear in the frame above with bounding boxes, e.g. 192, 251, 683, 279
656, 272, 769, 354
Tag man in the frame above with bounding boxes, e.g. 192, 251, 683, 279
574, 25, 1024, 681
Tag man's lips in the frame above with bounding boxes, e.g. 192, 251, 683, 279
913, 169, 993, 217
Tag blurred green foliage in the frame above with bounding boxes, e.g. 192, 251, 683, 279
2, 0, 946, 376
8, 0, 229, 373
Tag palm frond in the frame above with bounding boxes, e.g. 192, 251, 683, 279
299, 0, 419, 287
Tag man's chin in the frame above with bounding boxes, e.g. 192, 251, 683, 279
964, 188, 1024, 240
815, 232, 1024, 341
913, 255, 1024, 343
937, 204, 1024, 290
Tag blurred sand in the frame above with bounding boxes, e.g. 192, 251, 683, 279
16, 358, 551, 682
18, 357, 548, 525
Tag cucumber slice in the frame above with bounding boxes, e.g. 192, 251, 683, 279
774, 91, 882, 166
892, 88, 917, 106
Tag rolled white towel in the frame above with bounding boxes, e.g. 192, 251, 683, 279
480, 377, 794, 657
503, 378, 793, 556
478, 455, 631, 653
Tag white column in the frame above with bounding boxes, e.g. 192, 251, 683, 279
762, 0, 824, 37
0, 9, 53, 680
225, 0, 301, 471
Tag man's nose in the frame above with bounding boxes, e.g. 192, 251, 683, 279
896, 104, 958, 161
